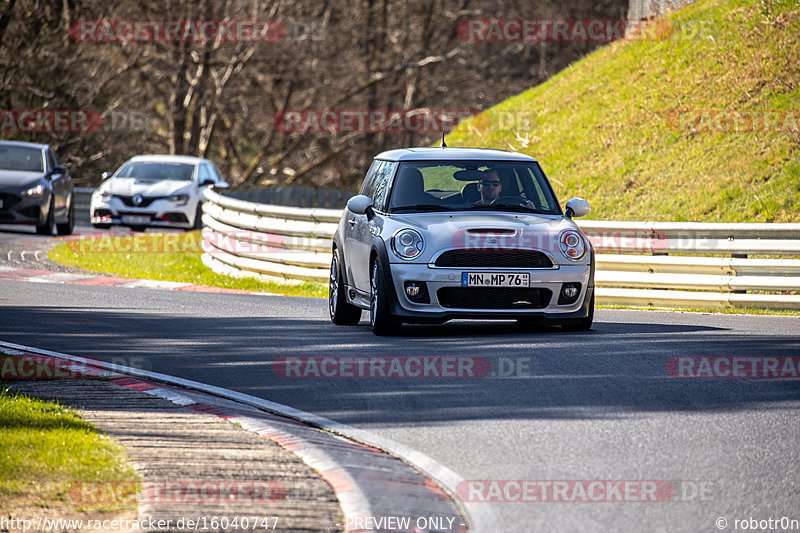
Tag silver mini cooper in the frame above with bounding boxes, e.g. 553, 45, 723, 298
329, 147, 594, 335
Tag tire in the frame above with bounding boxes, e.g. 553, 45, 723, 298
56, 196, 75, 235
561, 292, 594, 331
35, 197, 56, 235
129, 225, 147, 232
370, 260, 401, 335
329, 250, 362, 325
191, 203, 204, 230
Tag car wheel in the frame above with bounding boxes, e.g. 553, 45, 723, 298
370, 260, 401, 335
35, 197, 56, 235
329, 250, 362, 325
561, 292, 594, 331
191, 203, 204, 231
56, 196, 75, 235
129, 225, 147, 232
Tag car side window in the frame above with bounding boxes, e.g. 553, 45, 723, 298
358, 160, 380, 196
357, 160, 398, 213
46, 149, 57, 171
370, 161, 396, 212
199, 164, 214, 183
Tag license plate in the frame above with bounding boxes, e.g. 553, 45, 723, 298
122, 215, 151, 225
462, 272, 530, 287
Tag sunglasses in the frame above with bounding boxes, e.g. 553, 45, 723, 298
481, 181, 501, 187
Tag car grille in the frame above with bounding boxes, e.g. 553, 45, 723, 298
437, 287, 552, 309
434, 249, 553, 268
0, 193, 22, 211
114, 195, 163, 207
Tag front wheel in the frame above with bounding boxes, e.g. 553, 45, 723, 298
56, 196, 75, 235
561, 292, 594, 331
329, 250, 362, 325
370, 260, 401, 335
191, 203, 204, 230
35, 197, 56, 235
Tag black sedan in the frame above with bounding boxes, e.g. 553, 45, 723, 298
0, 140, 74, 235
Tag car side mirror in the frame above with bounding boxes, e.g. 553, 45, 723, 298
565, 197, 590, 218
101, 171, 112, 180
347, 194, 375, 220
215, 180, 230, 189
52, 165, 67, 175
199, 178, 215, 187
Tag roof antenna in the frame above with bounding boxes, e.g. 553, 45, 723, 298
440, 131, 447, 148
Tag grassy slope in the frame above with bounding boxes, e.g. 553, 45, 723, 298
448, 0, 799, 222
0, 385, 137, 513
48, 232, 327, 298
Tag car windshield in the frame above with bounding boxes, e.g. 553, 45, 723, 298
387, 160, 561, 215
115, 162, 195, 181
0, 145, 44, 172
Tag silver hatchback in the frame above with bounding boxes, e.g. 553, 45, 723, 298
329, 147, 594, 335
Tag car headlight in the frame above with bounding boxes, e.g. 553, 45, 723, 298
392, 229, 424, 260
168, 194, 189, 206
559, 229, 586, 261
22, 183, 45, 197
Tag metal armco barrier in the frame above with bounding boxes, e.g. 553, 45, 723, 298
75, 187, 94, 223
201, 188, 800, 310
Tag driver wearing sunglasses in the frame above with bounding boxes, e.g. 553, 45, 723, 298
474, 169, 504, 205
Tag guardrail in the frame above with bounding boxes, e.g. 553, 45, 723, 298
75, 187, 94, 224
198, 188, 800, 310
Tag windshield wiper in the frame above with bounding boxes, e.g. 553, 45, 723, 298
391, 205, 455, 212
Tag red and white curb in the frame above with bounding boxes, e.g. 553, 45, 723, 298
0, 340, 496, 533
0, 266, 267, 295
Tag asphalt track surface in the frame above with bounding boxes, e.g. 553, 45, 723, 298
1, 226, 799, 532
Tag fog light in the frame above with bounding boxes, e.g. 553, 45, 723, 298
406, 283, 421, 298
404, 281, 430, 303
558, 282, 581, 305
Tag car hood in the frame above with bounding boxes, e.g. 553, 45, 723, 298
0, 170, 45, 189
102, 178, 193, 197
383, 211, 582, 262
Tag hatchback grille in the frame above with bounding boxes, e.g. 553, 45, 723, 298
0, 193, 22, 211
434, 249, 553, 268
114, 195, 162, 207
437, 287, 552, 309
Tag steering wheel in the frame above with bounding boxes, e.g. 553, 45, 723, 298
490, 195, 528, 207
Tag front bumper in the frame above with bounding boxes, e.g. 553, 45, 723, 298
91, 195, 195, 229
0, 189, 48, 225
386, 261, 593, 323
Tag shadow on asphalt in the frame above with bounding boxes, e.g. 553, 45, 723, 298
1, 305, 799, 423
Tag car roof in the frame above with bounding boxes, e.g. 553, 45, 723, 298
0, 140, 48, 150
374, 147, 538, 162
126, 154, 209, 165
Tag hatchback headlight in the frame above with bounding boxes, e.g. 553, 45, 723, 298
22, 183, 45, 197
392, 229, 424, 260
168, 194, 189, 206
558, 229, 586, 261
